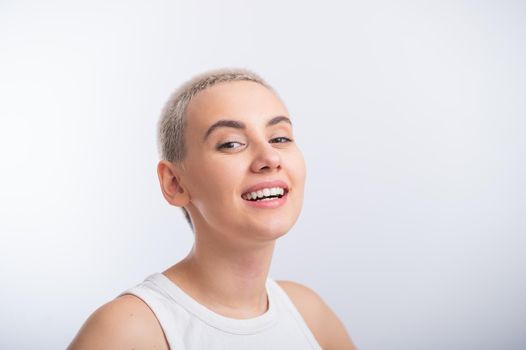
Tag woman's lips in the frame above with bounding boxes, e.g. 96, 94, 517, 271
243, 190, 288, 209
241, 180, 289, 196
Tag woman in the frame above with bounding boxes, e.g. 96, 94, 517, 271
68, 68, 357, 350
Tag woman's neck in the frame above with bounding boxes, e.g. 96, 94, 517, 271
163, 230, 276, 319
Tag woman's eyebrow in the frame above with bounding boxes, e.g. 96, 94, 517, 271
203, 120, 246, 140
267, 115, 292, 127
203, 115, 292, 141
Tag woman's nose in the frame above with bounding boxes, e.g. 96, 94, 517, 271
250, 143, 282, 173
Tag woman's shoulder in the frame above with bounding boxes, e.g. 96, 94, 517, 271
66, 294, 169, 350
275, 280, 357, 350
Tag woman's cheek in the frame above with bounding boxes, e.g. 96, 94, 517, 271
289, 151, 306, 180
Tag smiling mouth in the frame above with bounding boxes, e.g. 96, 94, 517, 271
241, 187, 289, 201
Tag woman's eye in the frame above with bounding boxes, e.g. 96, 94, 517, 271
217, 141, 245, 150
270, 137, 293, 143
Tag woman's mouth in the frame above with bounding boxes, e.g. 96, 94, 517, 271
240, 180, 290, 208
241, 187, 288, 201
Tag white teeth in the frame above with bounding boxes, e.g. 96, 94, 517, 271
243, 187, 287, 200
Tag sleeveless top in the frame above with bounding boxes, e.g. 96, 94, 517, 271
119, 273, 323, 350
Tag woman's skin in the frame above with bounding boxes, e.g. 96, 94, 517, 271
160, 80, 306, 319
68, 81, 356, 350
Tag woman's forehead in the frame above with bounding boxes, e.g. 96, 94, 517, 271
185, 81, 289, 130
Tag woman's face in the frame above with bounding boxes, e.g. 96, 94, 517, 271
179, 80, 306, 243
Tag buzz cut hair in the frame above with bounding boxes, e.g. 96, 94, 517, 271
157, 68, 274, 228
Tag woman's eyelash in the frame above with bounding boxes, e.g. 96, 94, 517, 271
217, 137, 292, 150
270, 137, 293, 143
217, 141, 245, 150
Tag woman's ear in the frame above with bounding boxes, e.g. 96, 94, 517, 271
157, 160, 190, 207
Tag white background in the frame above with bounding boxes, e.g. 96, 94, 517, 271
1, 1, 525, 349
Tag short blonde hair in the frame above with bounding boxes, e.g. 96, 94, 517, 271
157, 68, 274, 227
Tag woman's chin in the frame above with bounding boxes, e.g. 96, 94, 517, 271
245, 217, 294, 241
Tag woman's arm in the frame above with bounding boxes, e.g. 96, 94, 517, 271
67, 295, 169, 350
277, 281, 357, 350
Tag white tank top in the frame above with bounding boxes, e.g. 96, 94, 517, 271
119, 273, 323, 350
